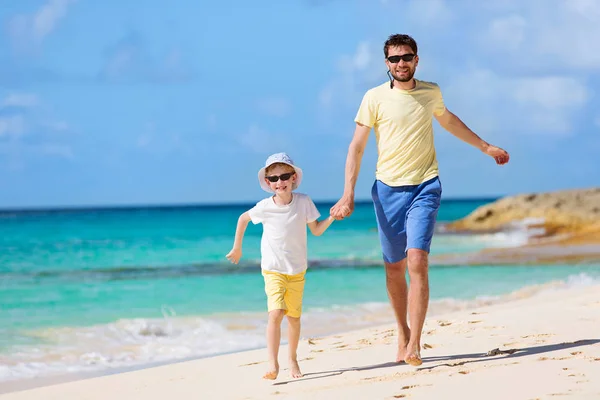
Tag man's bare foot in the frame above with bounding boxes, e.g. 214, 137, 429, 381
404, 346, 422, 366
263, 362, 279, 380
289, 359, 303, 378
396, 344, 408, 363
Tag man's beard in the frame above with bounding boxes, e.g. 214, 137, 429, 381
390, 68, 415, 82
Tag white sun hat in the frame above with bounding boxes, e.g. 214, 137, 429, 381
257, 152, 303, 193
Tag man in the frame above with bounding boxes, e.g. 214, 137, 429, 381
330, 34, 509, 366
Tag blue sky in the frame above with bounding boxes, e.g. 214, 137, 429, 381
1, 0, 599, 208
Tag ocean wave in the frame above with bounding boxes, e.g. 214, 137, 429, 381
1, 272, 597, 384
0, 259, 388, 283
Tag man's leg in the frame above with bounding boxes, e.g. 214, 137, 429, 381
403, 177, 441, 366
384, 259, 410, 363
404, 248, 430, 366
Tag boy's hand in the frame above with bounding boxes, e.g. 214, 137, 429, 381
330, 195, 354, 220
226, 248, 242, 264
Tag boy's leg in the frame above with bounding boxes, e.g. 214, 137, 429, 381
265, 309, 285, 379
263, 271, 288, 379
284, 271, 306, 378
286, 316, 302, 378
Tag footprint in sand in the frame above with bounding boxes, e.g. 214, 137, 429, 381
239, 361, 265, 367
468, 320, 482, 324
423, 343, 434, 349
438, 320, 452, 327
310, 349, 324, 353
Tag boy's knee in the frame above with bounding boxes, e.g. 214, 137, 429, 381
269, 309, 286, 322
286, 315, 301, 325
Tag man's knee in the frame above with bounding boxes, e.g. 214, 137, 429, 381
385, 259, 407, 277
406, 248, 428, 276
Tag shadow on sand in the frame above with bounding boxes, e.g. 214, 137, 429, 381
272, 339, 600, 386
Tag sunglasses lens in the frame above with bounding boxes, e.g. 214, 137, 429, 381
266, 172, 295, 183
388, 54, 414, 63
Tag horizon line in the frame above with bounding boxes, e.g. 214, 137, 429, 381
0, 195, 501, 214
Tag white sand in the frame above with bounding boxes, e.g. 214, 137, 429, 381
2, 284, 599, 400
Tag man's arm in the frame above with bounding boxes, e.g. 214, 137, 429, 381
225, 211, 251, 264
435, 109, 510, 165
330, 123, 372, 219
307, 216, 335, 236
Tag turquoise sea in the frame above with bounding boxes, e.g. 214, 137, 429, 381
1, 199, 599, 383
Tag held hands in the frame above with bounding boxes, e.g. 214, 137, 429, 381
226, 247, 242, 264
330, 195, 354, 220
483, 144, 510, 165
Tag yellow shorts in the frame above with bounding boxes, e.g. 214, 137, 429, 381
262, 270, 306, 318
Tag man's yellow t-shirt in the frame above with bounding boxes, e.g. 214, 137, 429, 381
354, 79, 446, 187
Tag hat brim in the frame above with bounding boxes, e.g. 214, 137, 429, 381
258, 163, 303, 193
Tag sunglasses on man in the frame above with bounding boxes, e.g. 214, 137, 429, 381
266, 172, 295, 183
387, 54, 416, 63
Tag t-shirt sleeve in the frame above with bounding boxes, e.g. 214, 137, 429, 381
247, 201, 265, 224
304, 196, 321, 223
432, 84, 446, 116
354, 90, 377, 127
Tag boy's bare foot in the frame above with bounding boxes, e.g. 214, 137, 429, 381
263, 362, 279, 380
289, 359, 303, 378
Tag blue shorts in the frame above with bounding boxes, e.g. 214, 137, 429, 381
371, 177, 442, 263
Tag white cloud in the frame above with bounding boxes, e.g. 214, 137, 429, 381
407, 0, 454, 25
7, 0, 76, 49
0, 116, 26, 138
1, 93, 39, 108
256, 98, 292, 118
445, 69, 590, 135
512, 77, 589, 110
239, 125, 290, 154
318, 41, 384, 113
36, 144, 74, 159
483, 15, 527, 52
99, 34, 192, 84
482, 0, 600, 69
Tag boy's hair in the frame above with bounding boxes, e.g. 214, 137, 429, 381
265, 162, 295, 175
384, 34, 418, 57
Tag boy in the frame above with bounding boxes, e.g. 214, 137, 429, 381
226, 152, 334, 380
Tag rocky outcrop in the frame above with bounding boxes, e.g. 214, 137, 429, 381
445, 187, 600, 244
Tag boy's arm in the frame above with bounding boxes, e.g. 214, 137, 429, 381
307, 215, 335, 237
226, 212, 252, 264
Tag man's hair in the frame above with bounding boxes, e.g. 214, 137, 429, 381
384, 34, 418, 58
265, 162, 294, 175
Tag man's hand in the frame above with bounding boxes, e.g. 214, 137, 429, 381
483, 144, 510, 165
226, 248, 242, 264
330, 195, 355, 220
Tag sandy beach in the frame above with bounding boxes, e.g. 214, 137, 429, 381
2, 283, 599, 400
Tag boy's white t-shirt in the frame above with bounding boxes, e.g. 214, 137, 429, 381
248, 193, 320, 275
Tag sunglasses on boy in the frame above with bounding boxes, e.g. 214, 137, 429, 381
387, 54, 416, 63
266, 172, 295, 183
